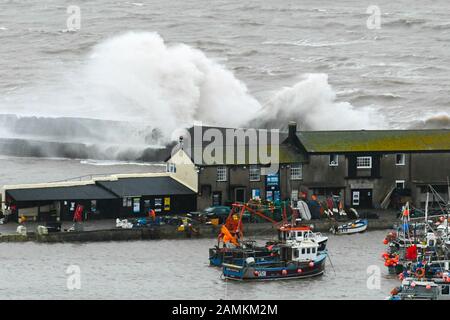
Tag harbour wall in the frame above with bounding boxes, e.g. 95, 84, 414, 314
0, 217, 396, 243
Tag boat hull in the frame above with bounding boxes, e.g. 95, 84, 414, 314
223, 252, 327, 281
332, 219, 368, 235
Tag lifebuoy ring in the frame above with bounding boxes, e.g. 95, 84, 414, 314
415, 268, 425, 279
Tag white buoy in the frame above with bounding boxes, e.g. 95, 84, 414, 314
16, 225, 27, 236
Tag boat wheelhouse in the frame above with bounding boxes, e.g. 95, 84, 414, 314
277, 225, 328, 251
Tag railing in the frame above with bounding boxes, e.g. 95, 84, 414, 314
49, 173, 118, 183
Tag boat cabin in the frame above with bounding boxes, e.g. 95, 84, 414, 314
278, 239, 319, 262
278, 226, 314, 242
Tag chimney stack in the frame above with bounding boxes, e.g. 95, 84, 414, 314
288, 121, 297, 140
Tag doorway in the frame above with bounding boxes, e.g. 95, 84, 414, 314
212, 191, 222, 206
351, 189, 373, 208
234, 188, 246, 203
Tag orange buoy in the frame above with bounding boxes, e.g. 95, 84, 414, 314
282, 269, 288, 276
415, 268, 425, 279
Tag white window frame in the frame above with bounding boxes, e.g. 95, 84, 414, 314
352, 191, 360, 206
329, 154, 339, 166
166, 162, 176, 173
290, 163, 303, 180
249, 165, 261, 182
216, 166, 227, 182
396, 180, 405, 189
396, 153, 406, 166
356, 156, 372, 169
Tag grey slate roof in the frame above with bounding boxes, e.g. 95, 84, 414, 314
7, 184, 116, 201
96, 176, 195, 197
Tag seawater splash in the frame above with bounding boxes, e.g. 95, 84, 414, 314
0, 32, 392, 160
254, 74, 385, 131
409, 113, 450, 129
80, 32, 261, 138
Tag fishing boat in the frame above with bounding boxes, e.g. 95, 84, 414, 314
208, 202, 328, 267
330, 219, 368, 235
222, 239, 327, 281
383, 184, 450, 299
389, 277, 450, 300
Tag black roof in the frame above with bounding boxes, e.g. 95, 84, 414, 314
7, 184, 116, 202
96, 176, 195, 197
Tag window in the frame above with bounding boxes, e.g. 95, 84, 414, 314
396, 153, 405, 166
356, 156, 372, 169
290, 163, 303, 180
249, 165, 261, 181
329, 154, 339, 166
396, 180, 405, 189
123, 197, 132, 207
166, 162, 176, 173
352, 191, 360, 206
91, 200, 97, 212
217, 166, 227, 181
154, 198, 162, 213
133, 198, 140, 213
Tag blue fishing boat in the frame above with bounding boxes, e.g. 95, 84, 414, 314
209, 202, 328, 267
222, 239, 327, 281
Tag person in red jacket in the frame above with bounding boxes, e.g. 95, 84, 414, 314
149, 208, 156, 221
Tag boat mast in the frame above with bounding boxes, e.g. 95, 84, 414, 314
447, 176, 450, 239
425, 191, 429, 236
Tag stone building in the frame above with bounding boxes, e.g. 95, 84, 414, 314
167, 123, 450, 210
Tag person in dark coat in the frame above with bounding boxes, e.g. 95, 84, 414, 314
308, 194, 322, 220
